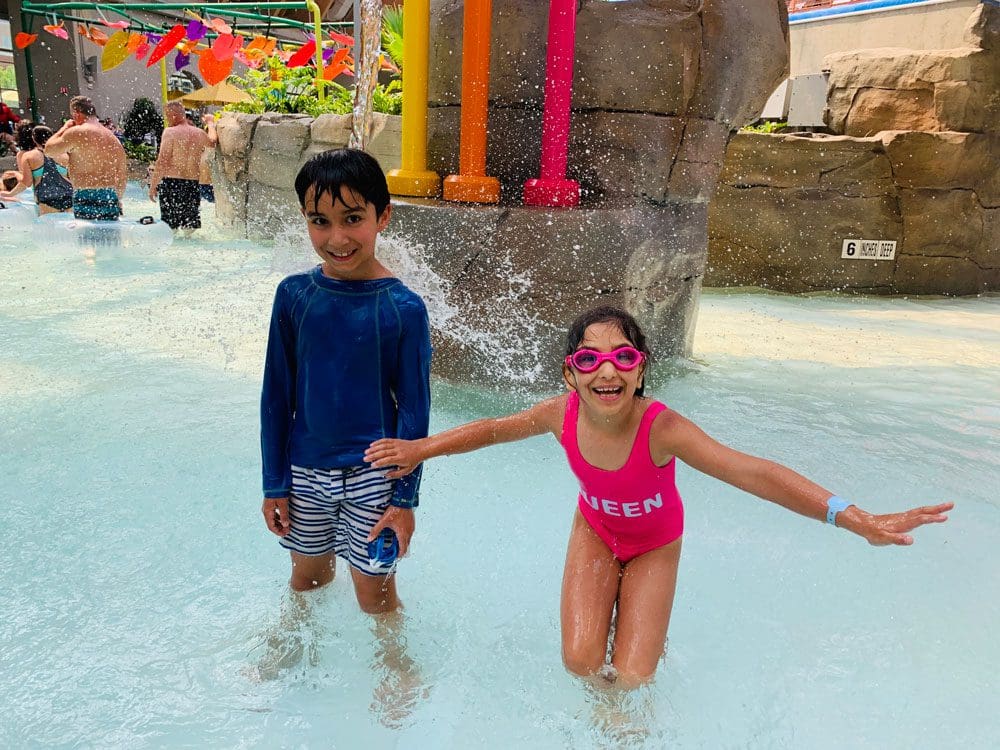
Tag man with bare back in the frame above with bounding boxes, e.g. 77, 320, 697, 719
45, 96, 127, 221
148, 102, 209, 232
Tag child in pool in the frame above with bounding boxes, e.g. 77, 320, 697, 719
365, 305, 953, 687
260, 148, 432, 612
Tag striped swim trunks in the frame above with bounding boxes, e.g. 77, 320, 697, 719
280, 464, 395, 577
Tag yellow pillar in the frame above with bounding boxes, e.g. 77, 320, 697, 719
387, 0, 441, 197
442, 0, 499, 204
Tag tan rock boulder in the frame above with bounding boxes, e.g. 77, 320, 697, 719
248, 115, 310, 189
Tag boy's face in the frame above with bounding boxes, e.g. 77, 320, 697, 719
302, 184, 391, 281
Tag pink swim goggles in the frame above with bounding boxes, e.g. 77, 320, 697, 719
565, 346, 645, 373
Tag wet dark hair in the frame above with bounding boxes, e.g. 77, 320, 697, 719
294, 148, 390, 217
15, 121, 36, 151
565, 305, 652, 397
32, 125, 53, 147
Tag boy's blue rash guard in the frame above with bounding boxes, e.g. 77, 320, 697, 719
260, 266, 432, 507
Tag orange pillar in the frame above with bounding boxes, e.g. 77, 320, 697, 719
442, 0, 500, 204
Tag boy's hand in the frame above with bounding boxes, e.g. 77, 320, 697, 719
262, 497, 291, 536
365, 438, 423, 479
367, 506, 415, 558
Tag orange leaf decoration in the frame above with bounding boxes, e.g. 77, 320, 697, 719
322, 47, 351, 80
198, 49, 233, 85
15, 32, 38, 49
126, 32, 145, 54
146, 24, 186, 67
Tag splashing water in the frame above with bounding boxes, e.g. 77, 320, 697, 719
350, 0, 384, 149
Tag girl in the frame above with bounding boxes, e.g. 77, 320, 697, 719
364, 306, 952, 687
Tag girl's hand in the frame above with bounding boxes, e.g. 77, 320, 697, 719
844, 502, 953, 546
365, 438, 423, 478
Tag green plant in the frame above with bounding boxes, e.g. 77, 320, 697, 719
381, 5, 404, 72
224, 53, 402, 118
121, 97, 163, 144
123, 141, 156, 163
740, 120, 788, 134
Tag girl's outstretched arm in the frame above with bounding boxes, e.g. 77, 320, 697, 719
365, 395, 566, 479
653, 411, 952, 546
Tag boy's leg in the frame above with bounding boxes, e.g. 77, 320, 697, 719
560, 510, 622, 680
289, 551, 336, 592
609, 537, 682, 687
350, 568, 399, 614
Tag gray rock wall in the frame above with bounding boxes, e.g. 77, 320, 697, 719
213, 112, 402, 238
706, 131, 999, 295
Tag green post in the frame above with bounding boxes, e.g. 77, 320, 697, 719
20, 8, 39, 121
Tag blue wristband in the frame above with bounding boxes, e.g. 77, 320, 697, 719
826, 495, 852, 526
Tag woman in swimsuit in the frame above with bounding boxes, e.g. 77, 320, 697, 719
364, 306, 953, 687
1, 124, 73, 214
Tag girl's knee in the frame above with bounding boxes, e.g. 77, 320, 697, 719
562, 647, 605, 678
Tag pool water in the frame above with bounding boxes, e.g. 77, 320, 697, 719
2, 190, 998, 748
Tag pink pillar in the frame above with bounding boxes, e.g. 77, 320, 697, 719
523, 0, 580, 207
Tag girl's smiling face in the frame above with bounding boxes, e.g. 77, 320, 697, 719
564, 322, 646, 411
302, 184, 391, 281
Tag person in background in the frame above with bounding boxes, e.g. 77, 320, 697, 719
148, 102, 208, 232
197, 113, 218, 203
1, 120, 35, 189
0, 101, 20, 137
45, 95, 127, 220
0, 125, 73, 214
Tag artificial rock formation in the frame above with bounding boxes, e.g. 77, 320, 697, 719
707, 2, 998, 296
388, 0, 789, 384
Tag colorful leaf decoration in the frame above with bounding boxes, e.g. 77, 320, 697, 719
43, 22, 69, 41
329, 30, 355, 46
100, 19, 130, 30
147, 24, 185, 67
207, 17, 232, 35
15, 32, 38, 49
322, 47, 351, 80
174, 51, 191, 71
198, 49, 233, 85
211, 33, 243, 62
286, 39, 316, 69
185, 19, 207, 41
100, 31, 131, 71
133, 37, 151, 62
126, 32, 145, 54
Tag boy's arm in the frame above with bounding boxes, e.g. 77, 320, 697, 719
260, 284, 297, 501
365, 394, 565, 479
385, 303, 433, 508
653, 410, 952, 546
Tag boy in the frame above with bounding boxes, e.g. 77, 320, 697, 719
260, 149, 432, 616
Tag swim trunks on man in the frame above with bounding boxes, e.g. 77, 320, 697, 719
158, 177, 201, 229
73, 187, 121, 221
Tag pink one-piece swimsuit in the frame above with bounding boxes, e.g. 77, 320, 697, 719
560, 391, 684, 562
